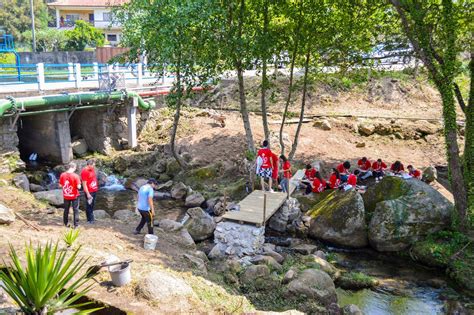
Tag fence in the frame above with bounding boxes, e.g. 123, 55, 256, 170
0, 62, 168, 93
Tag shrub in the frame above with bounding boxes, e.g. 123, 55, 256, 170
63, 228, 80, 247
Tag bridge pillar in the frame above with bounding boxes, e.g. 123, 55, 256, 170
36, 63, 45, 91
74, 63, 81, 88
128, 98, 138, 148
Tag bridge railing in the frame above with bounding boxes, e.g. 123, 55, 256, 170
0, 62, 170, 93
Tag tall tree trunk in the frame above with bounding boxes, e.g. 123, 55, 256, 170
288, 49, 310, 160
260, 0, 270, 142
279, 41, 298, 156
170, 59, 186, 168
237, 61, 255, 153
464, 51, 474, 219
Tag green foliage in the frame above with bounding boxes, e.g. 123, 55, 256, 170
245, 149, 256, 161
65, 20, 105, 51
0, 242, 99, 314
63, 228, 80, 247
0, 53, 16, 65
0, 0, 50, 44
412, 230, 469, 266
22, 28, 67, 52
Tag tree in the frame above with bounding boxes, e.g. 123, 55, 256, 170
0, 0, 49, 44
388, 0, 472, 229
65, 20, 105, 51
22, 28, 67, 52
116, 0, 222, 168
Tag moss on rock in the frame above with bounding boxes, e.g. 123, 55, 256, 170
363, 176, 409, 215
336, 272, 377, 290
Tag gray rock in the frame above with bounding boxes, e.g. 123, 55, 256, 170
282, 269, 296, 284
33, 189, 63, 206
310, 255, 337, 276
308, 190, 368, 248
358, 122, 375, 136
366, 177, 453, 251
183, 207, 216, 241
240, 265, 276, 290
72, 138, 88, 156
314, 250, 327, 260
269, 198, 301, 233
208, 245, 225, 260
13, 174, 29, 192
0, 204, 15, 225
136, 270, 196, 302
313, 119, 331, 131
415, 120, 439, 136
422, 166, 437, 183
291, 244, 318, 255
183, 254, 207, 274
158, 219, 184, 231
185, 192, 205, 208
29, 183, 45, 192
342, 304, 363, 315
156, 180, 173, 191
250, 255, 282, 271
262, 249, 285, 264
93, 210, 110, 219
113, 209, 137, 221
285, 269, 337, 306
171, 182, 188, 200
129, 178, 148, 192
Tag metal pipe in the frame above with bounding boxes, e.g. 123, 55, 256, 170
6, 103, 113, 117
0, 91, 155, 117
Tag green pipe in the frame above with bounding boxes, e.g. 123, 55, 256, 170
4, 103, 113, 117
0, 91, 155, 117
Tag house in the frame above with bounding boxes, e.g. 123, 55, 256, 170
47, 0, 129, 46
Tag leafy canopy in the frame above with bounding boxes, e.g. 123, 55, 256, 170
65, 20, 105, 51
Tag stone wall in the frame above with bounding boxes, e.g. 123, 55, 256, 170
212, 222, 265, 257
0, 118, 22, 173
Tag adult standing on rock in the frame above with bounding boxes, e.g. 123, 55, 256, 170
59, 162, 81, 228
81, 159, 99, 224
256, 140, 274, 192
134, 179, 158, 235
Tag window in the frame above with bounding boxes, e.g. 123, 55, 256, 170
65, 14, 79, 22
103, 12, 112, 22
107, 34, 117, 42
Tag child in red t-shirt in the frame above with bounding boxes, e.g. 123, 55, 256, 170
407, 165, 422, 179
372, 158, 387, 182
311, 171, 326, 194
256, 140, 274, 192
59, 162, 82, 228
357, 157, 373, 180
279, 155, 291, 193
336, 161, 351, 182
328, 168, 342, 189
390, 160, 405, 175
301, 164, 317, 193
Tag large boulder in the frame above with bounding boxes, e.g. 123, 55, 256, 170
422, 166, 437, 183
29, 183, 45, 192
307, 190, 368, 248
33, 189, 63, 206
13, 174, 30, 192
71, 138, 88, 156
269, 198, 301, 233
171, 182, 188, 200
0, 204, 15, 225
93, 210, 110, 219
183, 207, 216, 241
366, 177, 453, 251
126, 178, 148, 192
113, 209, 138, 221
136, 270, 196, 303
284, 269, 337, 306
358, 122, 375, 136
240, 265, 277, 291
185, 192, 205, 208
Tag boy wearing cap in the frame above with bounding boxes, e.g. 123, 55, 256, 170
134, 178, 158, 235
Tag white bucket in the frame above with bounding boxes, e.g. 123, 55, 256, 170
144, 234, 158, 250
108, 262, 131, 287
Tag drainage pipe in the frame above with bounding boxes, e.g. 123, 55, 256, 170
0, 91, 155, 117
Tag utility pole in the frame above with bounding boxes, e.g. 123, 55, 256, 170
29, 0, 36, 52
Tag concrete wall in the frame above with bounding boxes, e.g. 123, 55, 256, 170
19, 51, 96, 65
17, 112, 73, 164
0, 119, 18, 154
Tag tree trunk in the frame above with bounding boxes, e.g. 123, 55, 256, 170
464, 51, 474, 218
288, 49, 310, 160
279, 41, 298, 156
260, 1, 270, 142
170, 59, 187, 169
237, 61, 255, 153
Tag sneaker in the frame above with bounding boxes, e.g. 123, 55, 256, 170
269, 189, 275, 193
133, 230, 140, 235
87, 221, 95, 224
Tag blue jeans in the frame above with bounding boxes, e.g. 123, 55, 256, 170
280, 178, 289, 193
341, 174, 348, 183
85, 191, 97, 222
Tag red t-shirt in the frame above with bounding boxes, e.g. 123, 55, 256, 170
329, 174, 341, 189
336, 163, 349, 175
59, 172, 81, 200
391, 163, 405, 173
80, 166, 98, 193
410, 169, 422, 179
358, 159, 371, 171
372, 161, 387, 171
347, 174, 357, 186
257, 148, 273, 169
282, 161, 292, 179
271, 154, 279, 179
312, 178, 326, 193
305, 168, 317, 181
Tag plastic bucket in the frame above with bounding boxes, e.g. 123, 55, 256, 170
108, 262, 131, 287
144, 234, 158, 250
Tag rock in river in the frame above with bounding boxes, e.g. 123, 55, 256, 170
366, 176, 453, 251
33, 189, 63, 206
284, 269, 337, 307
307, 190, 368, 248
185, 192, 205, 208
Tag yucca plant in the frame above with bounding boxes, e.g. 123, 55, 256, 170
0, 242, 101, 314
63, 228, 80, 248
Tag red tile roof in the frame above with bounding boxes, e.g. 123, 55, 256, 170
48, 0, 129, 7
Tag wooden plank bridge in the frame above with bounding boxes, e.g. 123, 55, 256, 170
222, 169, 305, 225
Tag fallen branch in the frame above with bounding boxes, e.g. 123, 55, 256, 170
15, 212, 41, 231
449, 241, 472, 262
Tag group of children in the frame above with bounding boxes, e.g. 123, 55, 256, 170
256, 140, 423, 195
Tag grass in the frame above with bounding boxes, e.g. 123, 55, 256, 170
336, 272, 377, 290
63, 228, 80, 247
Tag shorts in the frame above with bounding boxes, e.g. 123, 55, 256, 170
258, 168, 272, 179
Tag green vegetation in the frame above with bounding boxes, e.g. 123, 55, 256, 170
22, 28, 68, 52
336, 272, 377, 290
63, 228, 80, 248
64, 20, 105, 51
0, 242, 99, 314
